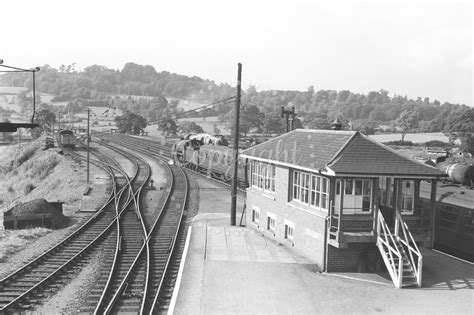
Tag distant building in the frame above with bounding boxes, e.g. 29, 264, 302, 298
241, 129, 446, 287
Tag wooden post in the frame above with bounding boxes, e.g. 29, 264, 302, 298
32, 71, 36, 123
372, 177, 379, 233
430, 179, 438, 248
230, 63, 242, 226
329, 177, 336, 218
338, 178, 345, 239
394, 179, 402, 237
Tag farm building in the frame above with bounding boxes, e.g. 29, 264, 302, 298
240, 129, 447, 288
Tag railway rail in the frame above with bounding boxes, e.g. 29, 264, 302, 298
97, 134, 189, 314
0, 142, 137, 313
100, 133, 247, 191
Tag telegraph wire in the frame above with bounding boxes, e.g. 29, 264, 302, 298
149, 96, 236, 125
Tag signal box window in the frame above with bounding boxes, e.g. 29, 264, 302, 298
250, 161, 276, 192
285, 220, 295, 241
401, 180, 414, 215
252, 208, 260, 225
267, 212, 276, 232
292, 170, 329, 211
335, 178, 373, 214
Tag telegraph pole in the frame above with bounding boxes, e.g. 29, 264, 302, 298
87, 108, 90, 185
32, 70, 36, 123
230, 63, 242, 226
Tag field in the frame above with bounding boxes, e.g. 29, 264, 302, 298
167, 97, 208, 111
369, 132, 449, 144
0, 85, 66, 114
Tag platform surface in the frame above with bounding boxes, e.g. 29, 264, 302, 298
173, 177, 474, 314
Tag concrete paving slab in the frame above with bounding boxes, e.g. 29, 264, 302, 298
173, 175, 474, 314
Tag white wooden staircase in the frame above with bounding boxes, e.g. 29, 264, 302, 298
376, 211, 423, 288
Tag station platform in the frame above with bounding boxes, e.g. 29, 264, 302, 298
172, 177, 474, 314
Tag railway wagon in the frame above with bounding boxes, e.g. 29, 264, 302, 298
435, 201, 473, 262
58, 129, 75, 149
420, 185, 474, 262
171, 139, 248, 187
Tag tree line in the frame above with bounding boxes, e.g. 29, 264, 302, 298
0, 62, 472, 152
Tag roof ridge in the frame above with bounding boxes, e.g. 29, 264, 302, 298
360, 133, 440, 170
241, 129, 298, 154
298, 129, 356, 135
326, 131, 360, 167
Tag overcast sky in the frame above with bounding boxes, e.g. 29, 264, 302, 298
1, 0, 472, 106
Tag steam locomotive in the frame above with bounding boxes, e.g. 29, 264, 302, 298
171, 135, 248, 187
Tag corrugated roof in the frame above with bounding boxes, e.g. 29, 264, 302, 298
241, 129, 446, 177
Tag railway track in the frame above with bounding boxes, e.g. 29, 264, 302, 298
99, 133, 247, 191
97, 134, 189, 314
0, 143, 137, 313
78, 142, 151, 314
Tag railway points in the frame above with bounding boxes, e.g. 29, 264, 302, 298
1, 130, 472, 313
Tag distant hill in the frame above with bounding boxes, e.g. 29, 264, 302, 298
0, 62, 471, 137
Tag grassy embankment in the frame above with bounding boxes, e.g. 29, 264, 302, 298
0, 142, 87, 262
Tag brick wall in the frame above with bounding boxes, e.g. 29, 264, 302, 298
246, 165, 327, 267
341, 218, 373, 231
327, 243, 383, 272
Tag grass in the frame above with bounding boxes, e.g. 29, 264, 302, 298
23, 152, 60, 180
24, 183, 35, 194
0, 143, 40, 174
0, 142, 62, 204
0, 228, 51, 263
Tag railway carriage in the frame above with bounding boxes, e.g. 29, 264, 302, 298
419, 181, 474, 262
58, 129, 76, 149
171, 139, 248, 187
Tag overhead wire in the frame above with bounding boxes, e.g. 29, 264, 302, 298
149, 96, 236, 125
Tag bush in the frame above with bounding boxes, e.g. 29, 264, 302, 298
7, 185, 14, 193
23, 153, 60, 180
24, 183, 35, 194
15, 144, 39, 167
424, 140, 447, 148
383, 140, 415, 146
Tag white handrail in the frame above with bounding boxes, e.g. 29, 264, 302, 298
395, 212, 423, 287
376, 212, 402, 288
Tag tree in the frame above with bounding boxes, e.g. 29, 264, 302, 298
459, 135, 474, 154
157, 119, 178, 137
443, 108, 474, 153
303, 113, 332, 130
396, 109, 420, 141
178, 121, 204, 134
30, 108, 56, 138
224, 105, 265, 136
263, 112, 285, 135
350, 119, 379, 135
114, 111, 147, 135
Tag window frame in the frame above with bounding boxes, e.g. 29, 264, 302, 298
284, 219, 295, 241
267, 212, 276, 232
252, 207, 260, 225
250, 160, 276, 193
292, 170, 329, 211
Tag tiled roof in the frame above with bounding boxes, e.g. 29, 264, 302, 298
241, 129, 446, 177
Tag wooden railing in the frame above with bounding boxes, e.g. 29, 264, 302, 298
376, 211, 403, 288
395, 212, 423, 287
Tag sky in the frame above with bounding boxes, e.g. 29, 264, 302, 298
1, 0, 472, 106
